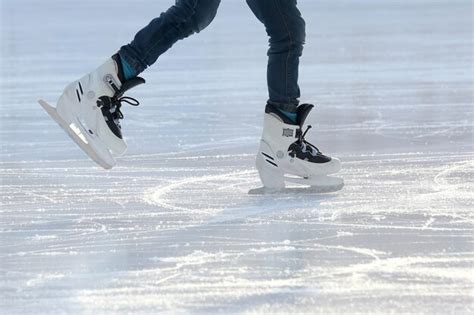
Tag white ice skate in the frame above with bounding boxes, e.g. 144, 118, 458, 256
249, 103, 344, 194
39, 57, 145, 169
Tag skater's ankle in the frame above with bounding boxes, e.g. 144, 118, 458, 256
267, 102, 298, 124
277, 109, 297, 124
112, 53, 136, 82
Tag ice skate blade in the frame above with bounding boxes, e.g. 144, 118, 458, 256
249, 184, 344, 195
38, 99, 116, 169
249, 176, 344, 195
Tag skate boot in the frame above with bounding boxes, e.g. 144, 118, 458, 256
39, 56, 145, 169
250, 103, 344, 194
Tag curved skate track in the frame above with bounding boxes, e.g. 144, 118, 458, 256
1, 0, 473, 314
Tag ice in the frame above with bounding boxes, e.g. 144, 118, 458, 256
1, 0, 473, 314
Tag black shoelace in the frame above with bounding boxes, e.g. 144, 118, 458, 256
298, 125, 321, 156
109, 96, 140, 124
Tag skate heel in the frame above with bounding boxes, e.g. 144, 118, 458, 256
255, 140, 285, 190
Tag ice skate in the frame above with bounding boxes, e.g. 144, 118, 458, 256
249, 103, 344, 194
39, 56, 145, 169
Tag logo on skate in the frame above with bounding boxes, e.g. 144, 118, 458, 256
282, 128, 294, 137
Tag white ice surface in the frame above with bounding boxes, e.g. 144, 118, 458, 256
1, 0, 473, 314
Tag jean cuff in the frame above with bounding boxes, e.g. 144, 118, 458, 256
118, 46, 147, 76
267, 100, 299, 113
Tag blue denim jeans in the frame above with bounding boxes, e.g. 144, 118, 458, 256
119, 0, 305, 112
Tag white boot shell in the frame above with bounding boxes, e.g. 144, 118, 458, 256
250, 112, 343, 194
39, 58, 129, 169
56, 58, 127, 157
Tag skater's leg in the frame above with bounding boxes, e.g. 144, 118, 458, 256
246, 0, 305, 113
118, 0, 221, 78
246, 1, 342, 191
46, 0, 221, 169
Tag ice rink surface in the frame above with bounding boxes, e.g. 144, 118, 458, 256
1, 0, 473, 313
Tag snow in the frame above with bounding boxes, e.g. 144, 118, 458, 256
1, 0, 473, 313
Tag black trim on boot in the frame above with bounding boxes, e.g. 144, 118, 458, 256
112, 53, 126, 84
296, 104, 314, 127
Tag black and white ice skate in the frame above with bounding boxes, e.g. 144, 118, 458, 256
39, 58, 145, 169
249, 103, 343, 194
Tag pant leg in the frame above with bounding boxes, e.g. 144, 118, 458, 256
119, 0, 221, 76
246, 0, 306, 112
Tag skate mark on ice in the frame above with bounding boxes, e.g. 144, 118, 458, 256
421, 217, 436, 230
374, 121, 470, 140
144, 170, 257, 213
327, 255, 474, 284
1, 219, 112, 258
311, 243, 386, 261
433, 160, 473, 192
144, 169, 338, 227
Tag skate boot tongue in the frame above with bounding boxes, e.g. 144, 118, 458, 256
296, 103, 314, 127
97, 77, 145, 139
